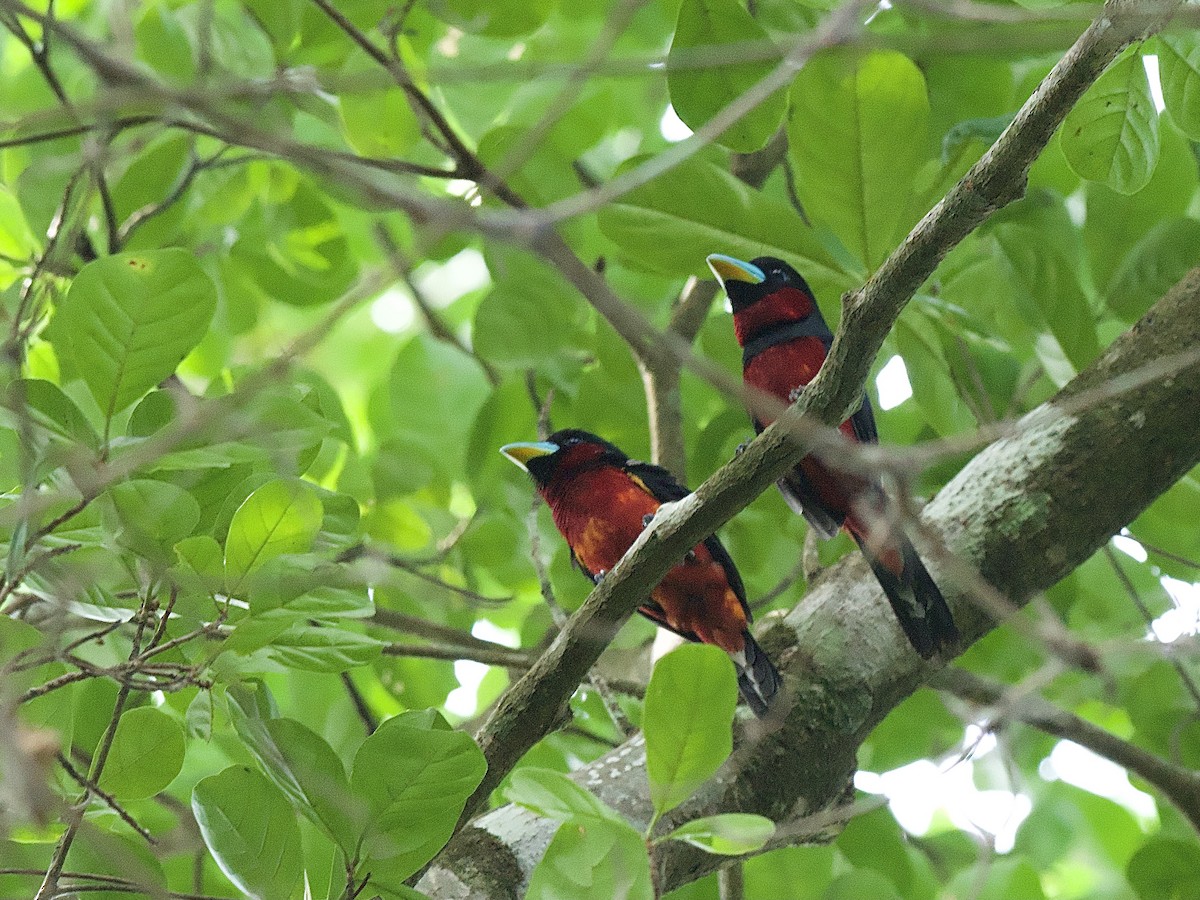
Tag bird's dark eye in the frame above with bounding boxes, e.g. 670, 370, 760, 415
770, 268, 784, 279
563, 436, 580, 446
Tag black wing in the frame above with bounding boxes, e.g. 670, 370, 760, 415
849, 392, 879, 445
623, 459, 751, 621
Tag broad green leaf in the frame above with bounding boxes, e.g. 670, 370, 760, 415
663, 813, 775, 855
265, 623, 384, 673
1084, 120, 1197, 291
173, 534, 225, 598
110, 134, 191, 248
668, 0, 786, 152
474, 247, 588, 374
97, 706, 185, 800
644, 643, 737, 816
1127, 838, 1200, 899
505, 767, 622, 823
387, 334, 491, 479
789, 49, 930, 270
53, 250, 216, 421
351, 711, 487, 880
1061, 50, 1159, 194
105, 479, 201, 564
3, 378, 98, 447
525, 817, 653, 900
224, 478, 323, 587
1106, 218, 1200, 321
192, 766, 303, 900
1156, 34, 1200, 140
598, 155, 845, 288
893, 315, 976, 437
838, 806, 916, 894
134, 3, 195, 82
230, 185, 357, 307
340, 47, 421, 157
991, 196, 1099, 372
228, 698, 359, 852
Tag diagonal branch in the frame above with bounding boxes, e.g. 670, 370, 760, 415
938, 667, 1200, 835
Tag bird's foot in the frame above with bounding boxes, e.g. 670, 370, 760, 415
787, 385, 804, 404
592, 570, 607, 584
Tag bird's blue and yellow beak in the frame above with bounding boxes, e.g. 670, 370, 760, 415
499, 440, 559, 472
706, 254, 765, 287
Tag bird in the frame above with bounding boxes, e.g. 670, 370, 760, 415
707, 253, 959, 659
500, 429, 781, 716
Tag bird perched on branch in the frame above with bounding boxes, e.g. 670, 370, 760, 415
500, 429, 780, 716
707, 253, 959, 659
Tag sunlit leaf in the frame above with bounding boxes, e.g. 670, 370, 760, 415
644, 643, 737, 816
53, 250, 217, 421
1061, 50, 1159, 194
668, 0, 786, 152
192, 766, 303, 900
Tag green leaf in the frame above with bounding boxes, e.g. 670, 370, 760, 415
789, 49, 931, 270
230, 184, 357, 307
185, 690, 213, 741
525, 817, 653, 900
643, 643, 737, 816
228, 696, 359, 852
351, 711, 487, 881
474, 248, 588, 374
53, 250, 217, 421
97, 706, 185, 800
1106, 218, 1200, 321
1060, 50, 1159, 194
340, 47, 421, 157
668, 0, 786, 152
1127, 838, 1200, 899
598, 155, 845, 288
1156, 33, 1200, 141
105, 479, 201, 563
992, 195, 1099, 373
224, 478, 323, 587
265, 623, 384, 673
505, 767, 622, 823
192, 765, 303, 900
3, 378, 98, 448
663, 813, 775, 855
173, 535, 225, 598
1084, 120, 1197, 291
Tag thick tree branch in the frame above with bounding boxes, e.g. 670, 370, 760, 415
937, 667, 1200, 835
425, 263, 1200, 896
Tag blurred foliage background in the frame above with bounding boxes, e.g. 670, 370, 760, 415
1, 0, 1199, 897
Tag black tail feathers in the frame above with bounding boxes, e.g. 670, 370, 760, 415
735, 632, 782, 718
856, 531, 960, 659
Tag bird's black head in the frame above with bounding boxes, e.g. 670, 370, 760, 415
706, 254, 813, 312
499, 429, 628, 487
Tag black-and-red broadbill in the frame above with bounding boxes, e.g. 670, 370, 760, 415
501, 429, 781, 716
707, 254, 959, 659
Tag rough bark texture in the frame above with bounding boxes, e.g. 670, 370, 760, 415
421, 269, 1200, 896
